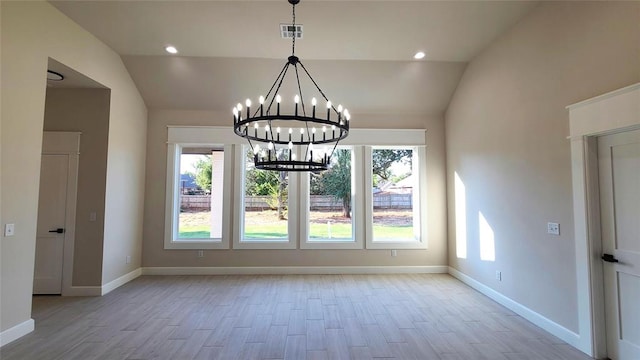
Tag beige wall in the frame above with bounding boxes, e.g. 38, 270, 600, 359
44, 88, 110, 286
0, 1, 146, 333
445, 1, 640, 332
142, 110, 447, 268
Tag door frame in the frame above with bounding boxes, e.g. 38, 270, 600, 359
40, 131, 80, 296
567, 83, 640, 358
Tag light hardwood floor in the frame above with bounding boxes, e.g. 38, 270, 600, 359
1, 274, 592, 360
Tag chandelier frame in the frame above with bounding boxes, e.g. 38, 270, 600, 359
232, 0, 350, 172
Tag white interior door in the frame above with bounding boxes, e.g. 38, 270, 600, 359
598, 129, 640, 360
33, 154, 69, 294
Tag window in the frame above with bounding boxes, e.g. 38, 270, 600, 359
233, 145, 298, 249
300, 147, 364, 249
365, 146, 427, 249
164, 143, 232, 249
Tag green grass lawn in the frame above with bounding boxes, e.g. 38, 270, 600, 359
179, 223, 414, 240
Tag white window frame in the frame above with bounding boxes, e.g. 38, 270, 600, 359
232, 144, 298, 249
364, 145, 428, 249
164, 142, 232, 249
300, 146, 365, 249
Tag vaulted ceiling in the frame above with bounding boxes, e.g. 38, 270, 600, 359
50, 0, 538, 116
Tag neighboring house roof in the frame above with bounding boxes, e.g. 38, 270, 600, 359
180, 173, 198, 189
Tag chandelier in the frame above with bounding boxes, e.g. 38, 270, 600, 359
232, 0, 350, 172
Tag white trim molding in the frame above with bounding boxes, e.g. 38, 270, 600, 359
142, 266, 448, 276
0, 319, 34, 347
101, 268, 142, 295
567, 82, 640, 358
448, 267, 582, 350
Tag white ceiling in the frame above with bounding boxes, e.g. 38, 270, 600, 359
49, 0, 538, 115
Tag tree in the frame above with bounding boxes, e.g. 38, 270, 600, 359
372, 149, 412, 181
194, 156, 212, 192
317, 149, 351, 218
245, 150, 288, 220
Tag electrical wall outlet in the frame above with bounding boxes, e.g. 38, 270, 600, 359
391, 250, 397, 257
197, 250, 204, 258
496, 271, 502, 281
547, 222, 560, 235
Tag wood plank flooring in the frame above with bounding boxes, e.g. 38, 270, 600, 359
0, 274, 592, 360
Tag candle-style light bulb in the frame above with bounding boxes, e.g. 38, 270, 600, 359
258, 96, 265, 116
292, 153, 297, 160
288, 141, 293, 150
268, 142, 274, 150
326, 100, 332, 120
253, 144, 260, 155
311, 97, 317, 117
312, 127, 316, 133
322, 126, 327, 132
309, 143, 314, 151
254, 123, 259, 129
265, 124, 270, 132
276, 94, 281, 115
277, 127, 281, 133
237, 103, 243, 111
246, 99, 252, 107
294, 95, 300, 104
337, 104, 343, 113
300, 128, 304, 134
326, 101, 332, 109
288, 128, 293, 134
233, 107, 238, 117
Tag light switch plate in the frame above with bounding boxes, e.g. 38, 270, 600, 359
4, 223, 15, 237
547, 222, 560, 235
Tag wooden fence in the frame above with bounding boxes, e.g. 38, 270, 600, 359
181, 193, 412, 211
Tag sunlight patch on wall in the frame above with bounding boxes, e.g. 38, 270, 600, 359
479, 211, 495, 262
455, 172, 467, 259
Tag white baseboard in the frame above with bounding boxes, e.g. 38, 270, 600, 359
0, 319, 34, 347
63, 286, 102, 296
101, 268, 142, 295
142, 265, 448, 276
448, 267, 582, 350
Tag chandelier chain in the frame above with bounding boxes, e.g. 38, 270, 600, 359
291, 2, 296, 56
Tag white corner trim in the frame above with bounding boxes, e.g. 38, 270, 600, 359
0, 319, 34, 347
448, 267, 583, 351
101, 268, 142, 295
142, 266, 448, 276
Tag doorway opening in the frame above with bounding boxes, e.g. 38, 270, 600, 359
34, 58, 110, 296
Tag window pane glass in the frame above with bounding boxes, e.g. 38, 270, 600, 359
178, 148, 224, 240
371, 148, 416, 242
243, 148, 289, 241
308, 148, 353, 241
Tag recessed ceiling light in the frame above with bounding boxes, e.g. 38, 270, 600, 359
414, 51, 426, 60
165, 45, 178, 54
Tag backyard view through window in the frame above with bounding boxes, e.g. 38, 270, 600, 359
371, 147, 417, 242
243, 149, 289, 241
309, 148, 353, 241
178, 147, 223, 240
